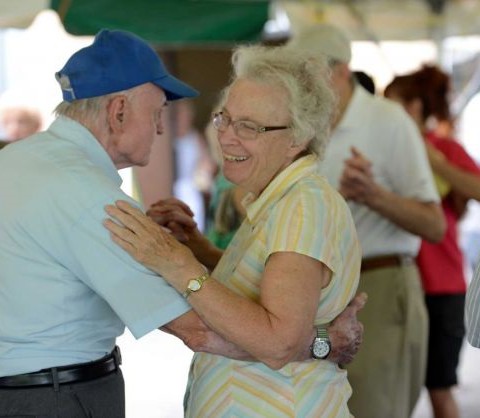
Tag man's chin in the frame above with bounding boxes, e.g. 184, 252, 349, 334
134, 157, 150, 168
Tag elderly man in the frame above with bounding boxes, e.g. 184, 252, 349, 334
288, 24, 446, 418
0, 29, 365, 417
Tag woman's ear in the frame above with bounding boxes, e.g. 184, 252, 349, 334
287, 140, 307, 158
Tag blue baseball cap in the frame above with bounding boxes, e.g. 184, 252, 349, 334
55, 29, 199, 102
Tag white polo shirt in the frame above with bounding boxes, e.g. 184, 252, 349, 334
320, 86, 439, 258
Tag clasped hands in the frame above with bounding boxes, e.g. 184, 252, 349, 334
339, 146, 379, 205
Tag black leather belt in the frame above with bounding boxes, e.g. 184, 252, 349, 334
0, 346, 121, 388
361, 254, 413, 272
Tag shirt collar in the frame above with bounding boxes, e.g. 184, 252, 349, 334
49, 116, 122, 186
245, 154, 318, 225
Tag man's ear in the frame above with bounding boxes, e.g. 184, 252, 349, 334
107, 95, 127, 133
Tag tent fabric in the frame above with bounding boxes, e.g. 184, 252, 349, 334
0, 0, 49, 28
1, 1, 479, 44
50, 0, 270, 46
282, 0, 480, 42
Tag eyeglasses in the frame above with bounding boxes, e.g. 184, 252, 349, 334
212, 112, 289, 140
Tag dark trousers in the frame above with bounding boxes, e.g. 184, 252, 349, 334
0, 369, 125, 418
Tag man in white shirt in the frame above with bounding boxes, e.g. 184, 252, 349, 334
288, 24, 446, 418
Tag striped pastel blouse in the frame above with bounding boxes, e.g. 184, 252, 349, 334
184, 155, 361, 418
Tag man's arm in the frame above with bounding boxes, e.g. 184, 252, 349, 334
293, 292, 367, 364
361, 188, 445, 243
339, 147, 446, 243
161, 310, 253, 360
162, 292, 367, 365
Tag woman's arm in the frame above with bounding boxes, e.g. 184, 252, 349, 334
426, 142, 480, 202
160, 310, 255, 360
163, 292, 367, 364
104, 200, 331, 369
182, 251, 330, 370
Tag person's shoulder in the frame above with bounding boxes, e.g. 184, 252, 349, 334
368, 92, 409, 119
286, 171, 342, 204
351, 89, 411, 131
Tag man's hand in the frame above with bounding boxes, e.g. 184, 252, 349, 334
327, 292, 367, 364
339, 147, 378, 205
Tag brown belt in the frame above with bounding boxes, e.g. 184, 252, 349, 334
361, 254, 413, 272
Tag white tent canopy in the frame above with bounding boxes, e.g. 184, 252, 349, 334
0, 0, 48, 29
277, 0, 480, 42
0, 1, 479, 42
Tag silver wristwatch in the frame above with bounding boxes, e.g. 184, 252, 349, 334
310, 326, 331, 359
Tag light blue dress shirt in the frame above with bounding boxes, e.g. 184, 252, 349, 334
0, 116, 190, 377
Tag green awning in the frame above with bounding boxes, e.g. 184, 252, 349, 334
50, 0, 270, 46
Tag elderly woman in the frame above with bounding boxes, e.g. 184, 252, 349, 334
104, 45, 361, 417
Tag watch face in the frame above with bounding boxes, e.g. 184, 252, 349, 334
313, 339, 330, 359
188, 279, 201, 292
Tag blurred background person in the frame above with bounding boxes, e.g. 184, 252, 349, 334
171, 99, 213, 232
0, 89, 43, 143
385, 65, 480, 418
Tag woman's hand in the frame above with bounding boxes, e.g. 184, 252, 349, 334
147, 197, 200, 244
148, 198, 224, 271
104, 200, 202, 284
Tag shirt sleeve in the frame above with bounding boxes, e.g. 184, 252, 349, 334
466, 262, 480, 348
64, 191, 191, 339
437, 139, 480, 175
387, 110, 440, 203
264, 180, 349, 275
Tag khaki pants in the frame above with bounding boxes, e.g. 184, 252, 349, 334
345, 263, 428, 418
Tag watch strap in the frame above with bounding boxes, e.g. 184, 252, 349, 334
317, 326, 329, 339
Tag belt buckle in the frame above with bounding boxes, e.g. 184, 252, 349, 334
113, 346, 122, 366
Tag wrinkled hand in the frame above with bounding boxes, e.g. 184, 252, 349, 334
327, 292, 367, 365
104, 200, 200, 282
339, 147, 377, 204
147, 197, 200, 244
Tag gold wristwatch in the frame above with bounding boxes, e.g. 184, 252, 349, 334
182, 273, 210, 299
